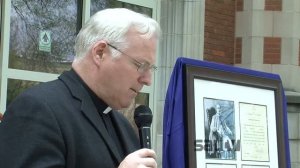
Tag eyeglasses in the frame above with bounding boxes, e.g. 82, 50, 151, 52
107, 43, 157, 73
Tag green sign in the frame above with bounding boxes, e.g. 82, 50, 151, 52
39, 30, 52, 52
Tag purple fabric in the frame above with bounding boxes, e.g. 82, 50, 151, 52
163, 57, 290, 168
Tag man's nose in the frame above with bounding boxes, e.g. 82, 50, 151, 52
138, 71, 152, 86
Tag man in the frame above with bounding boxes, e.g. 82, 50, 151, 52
0, 8, 161, 167
209, 104, 233, 159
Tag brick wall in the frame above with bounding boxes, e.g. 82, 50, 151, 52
205, 0, 284, 65
263, 37, 281, 64
204, 0, 235, 65
235, 37, 242, 64
265, 0, 282, 11
236, 0, 243, 11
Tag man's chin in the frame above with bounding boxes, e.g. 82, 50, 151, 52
119, 100, 135, 110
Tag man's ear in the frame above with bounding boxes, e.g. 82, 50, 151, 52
92, 41, 107, 66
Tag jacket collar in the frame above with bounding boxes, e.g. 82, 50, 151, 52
58, 69, 122, 163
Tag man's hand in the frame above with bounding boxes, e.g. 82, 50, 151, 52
118, 149, 157, 168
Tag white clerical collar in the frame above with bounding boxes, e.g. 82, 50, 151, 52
103, 107, 112, 114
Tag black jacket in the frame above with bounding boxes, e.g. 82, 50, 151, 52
0, 70, 139, 168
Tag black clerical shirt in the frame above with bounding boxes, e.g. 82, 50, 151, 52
72, 69, 125, 158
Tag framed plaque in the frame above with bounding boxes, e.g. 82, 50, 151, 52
184, 63, 288, 168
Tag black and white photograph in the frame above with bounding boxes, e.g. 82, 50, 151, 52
204, 98, 236, 160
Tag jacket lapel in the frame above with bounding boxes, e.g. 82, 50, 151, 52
58, 70, 122, 163
111, 111, 140, 154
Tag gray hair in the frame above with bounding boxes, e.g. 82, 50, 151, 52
74, 8, 161, 60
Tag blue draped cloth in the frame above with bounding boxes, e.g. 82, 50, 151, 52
163, 57, 290, 168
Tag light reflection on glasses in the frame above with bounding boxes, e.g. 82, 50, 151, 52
107, 43, 157, 73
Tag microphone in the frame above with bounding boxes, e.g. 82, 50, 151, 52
134, 105, 153, 149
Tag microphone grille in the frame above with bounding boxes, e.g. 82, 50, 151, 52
134, 105, 153, 127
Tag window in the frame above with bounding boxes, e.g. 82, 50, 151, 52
1, 0, 157, 124
9, 0, 82, 73
90, 0, 152, 17
6, 79, 40, 106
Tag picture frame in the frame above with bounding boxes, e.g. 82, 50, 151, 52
184, 64, 288, 168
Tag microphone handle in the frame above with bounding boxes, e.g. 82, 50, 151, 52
139, 127, 151, 148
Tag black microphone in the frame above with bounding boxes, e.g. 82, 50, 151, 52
134, 105, 153, 149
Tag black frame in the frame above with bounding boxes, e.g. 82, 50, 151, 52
184, 64, 288, 168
